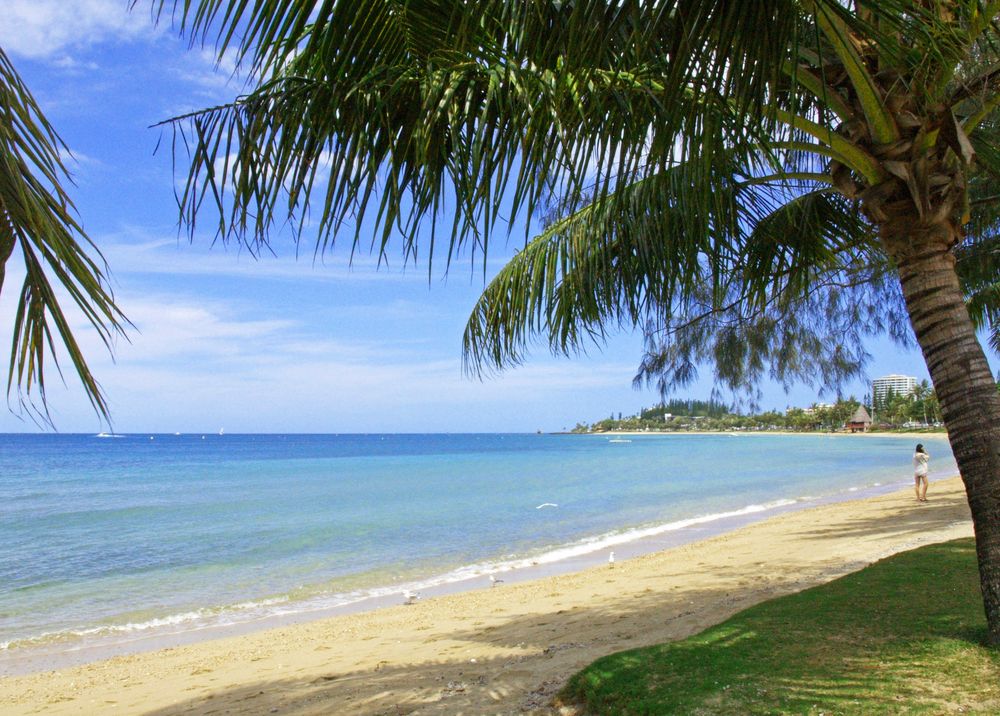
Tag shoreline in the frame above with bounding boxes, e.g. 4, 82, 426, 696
576, 429, 944, 438
1, 461, 940, 678
0, 476, 973, 715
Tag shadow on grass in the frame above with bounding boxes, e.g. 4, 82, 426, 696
564, 539, 999, 715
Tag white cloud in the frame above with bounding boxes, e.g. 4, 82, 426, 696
0, 1, 153, 61
87, 333, 640, 433
112, 297, 298, 362
58, 147, 102, 172
183, 47, 245, 86
90, 227, 515, 288
159, 47, 249, 111
95, 232, 421, 284
0, 262, 645, 433
51, 56, 100, 72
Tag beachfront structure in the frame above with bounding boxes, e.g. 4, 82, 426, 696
802, 402, 835, 415
847, 406, 873, 433
871, 375, 917, 402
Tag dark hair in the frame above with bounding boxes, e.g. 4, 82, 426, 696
916, 443, 925, 453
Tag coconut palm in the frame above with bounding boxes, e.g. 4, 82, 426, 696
912, 378, 932, 424
0, 48, 125, 422
154, 1, 1000, 642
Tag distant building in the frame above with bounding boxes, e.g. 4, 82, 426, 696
847, 406, 873, 433
802, 402, 835, 415
872, 374, 917, 402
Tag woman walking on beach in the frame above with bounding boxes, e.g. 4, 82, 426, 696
913, 444, 930, 502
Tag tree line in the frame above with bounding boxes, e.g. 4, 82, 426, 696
576, 385, 947, 434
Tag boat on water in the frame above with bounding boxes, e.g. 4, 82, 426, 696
607, 438, 632, 444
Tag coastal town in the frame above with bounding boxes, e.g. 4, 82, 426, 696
574, 374, 949, 434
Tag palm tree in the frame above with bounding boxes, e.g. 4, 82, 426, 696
153, 1, 1000, 642
912, 378, 932, 425
0, 48, 125, 422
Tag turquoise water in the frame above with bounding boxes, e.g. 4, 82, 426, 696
0, 432, 955, 653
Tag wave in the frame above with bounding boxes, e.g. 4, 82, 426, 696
0, 596, 291, 652
478, 497, 802, 572
0, 477, 905, 655
256, 496, 820, 613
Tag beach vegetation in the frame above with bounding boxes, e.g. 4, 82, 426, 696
578, 394, 943, 433
561, 538, 1000, 714
873, 383, 944, 428
642, 398, 732, 420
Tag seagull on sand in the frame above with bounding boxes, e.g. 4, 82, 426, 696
489, 574, 504, 587
403, 590, 420, 605
608, 551, 616, 567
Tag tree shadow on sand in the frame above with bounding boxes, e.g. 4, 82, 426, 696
139, 496, 975, 715
137, 577, 794, 715
792, 490, 970, 542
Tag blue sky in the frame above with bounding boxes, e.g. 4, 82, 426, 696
0, 1, 961, 433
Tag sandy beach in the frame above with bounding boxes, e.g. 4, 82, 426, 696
1, 476, 973, 715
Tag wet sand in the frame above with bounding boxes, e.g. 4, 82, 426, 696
0, 476, 972, 715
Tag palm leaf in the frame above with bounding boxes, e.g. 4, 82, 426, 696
462, 148, 878, 392
155, 1, 823, 260
0, 48, 128, 422
151, 0, 1000, 390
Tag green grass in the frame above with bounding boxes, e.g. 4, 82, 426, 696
561, 539, 999, 714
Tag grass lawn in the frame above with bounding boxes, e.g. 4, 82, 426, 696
561, 538, 999, 714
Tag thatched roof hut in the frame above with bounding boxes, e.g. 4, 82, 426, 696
847, 405, 872, 433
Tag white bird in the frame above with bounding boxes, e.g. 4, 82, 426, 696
489, 574, 504, 587
608, 551, 616, 567
403, 590, 420, 605
535, 503, 558, 509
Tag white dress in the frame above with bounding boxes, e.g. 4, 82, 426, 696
913, 451, 929, 477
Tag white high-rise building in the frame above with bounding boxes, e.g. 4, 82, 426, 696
872, 374, 917, 402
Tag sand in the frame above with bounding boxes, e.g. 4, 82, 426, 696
0, 477, 973, 715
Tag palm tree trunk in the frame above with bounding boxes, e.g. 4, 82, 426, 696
883, 217, 1000, 645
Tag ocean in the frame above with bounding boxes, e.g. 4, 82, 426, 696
0, 431, 956, 669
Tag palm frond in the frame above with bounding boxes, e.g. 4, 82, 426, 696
958, 111, 1000, 347
0, 48, 128, 422
157, 1, 816, 261
150, 0, 1000, 396
462, 150, 876, 388
956, 229, 1000, 349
